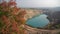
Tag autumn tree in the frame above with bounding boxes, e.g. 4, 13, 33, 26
0, 0, 26, 34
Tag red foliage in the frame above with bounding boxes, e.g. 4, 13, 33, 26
0, 1, 7, 7
11, 20, 20, 34
2, 29, 5, 34
2, 15, 10, 25
8, 0, 16, 6
11, 6, 20, 15
0, 0, 16, 7
0, 0, 26, 34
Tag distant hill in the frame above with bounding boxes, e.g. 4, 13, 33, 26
42, 7, 60, 24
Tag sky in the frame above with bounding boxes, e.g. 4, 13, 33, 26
0, 0, 60, 8
16, 0, 60, 8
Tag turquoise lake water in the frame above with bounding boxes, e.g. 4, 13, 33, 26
26, 14, 49, 28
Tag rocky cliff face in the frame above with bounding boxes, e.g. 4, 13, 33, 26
24, 25, 60, 34
24, 9, 43, 20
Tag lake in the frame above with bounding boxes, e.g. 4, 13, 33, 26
26, 14, 49, 28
